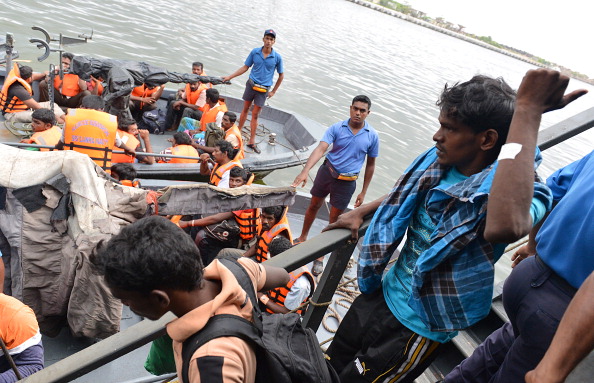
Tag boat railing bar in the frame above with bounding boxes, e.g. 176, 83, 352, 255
21, 313, 175, 383
537, 106, 594, 151
120, 372, 177, 383
20, 110, 594, 382
2, 142, 205, 161
19, 221, 372, 383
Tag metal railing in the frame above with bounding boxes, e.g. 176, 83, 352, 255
19, 106, 594, 382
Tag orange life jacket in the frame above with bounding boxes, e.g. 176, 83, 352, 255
120, 179, 140, 188
132, 84, 160, 109
53, 73, 82, 97
200, 100, 228, 131
88, 80, 104, 96
233, 209, 261, 241
209, 159, 242, 186
265, 266, 315, 315
111, 130, 140, 163
63, 108, 118, 170
0, 64, 32, 114
185, 83, 211, 110
30, 126, 62, 151
254, 212, 293, 263
170, 145, 199, 163
225, 124, 244, 160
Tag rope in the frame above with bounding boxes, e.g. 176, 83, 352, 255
3, 120, 33, 138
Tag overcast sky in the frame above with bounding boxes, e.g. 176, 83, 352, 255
405, 0, 591, 77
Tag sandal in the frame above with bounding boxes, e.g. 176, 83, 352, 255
247, 143, 261, 154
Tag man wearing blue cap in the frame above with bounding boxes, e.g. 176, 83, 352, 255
223, 29, 284, 154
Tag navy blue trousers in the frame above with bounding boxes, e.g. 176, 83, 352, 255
444, 255, 576, 383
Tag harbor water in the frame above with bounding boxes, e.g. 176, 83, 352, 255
3, 0, 593, 201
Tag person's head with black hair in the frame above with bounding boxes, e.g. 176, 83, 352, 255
229, 166, 250, 188
205, 88, 219, 105
117, 117, 138, 133
110, 163, 137, 181
437, 75, 516, 150
18, 65, 33, 81
434, 75, 517, 175
90, 216, 204, 320
192, 62, 204, 75
173, 131, 192, 146
212, 139, 237, 164
31, 108, 56, 132
261, 206, 284, 232
222, 111, 237, 130
269, 236, 293, 257
81, 95, 105, 111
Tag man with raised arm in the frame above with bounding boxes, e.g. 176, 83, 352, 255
322, 72, 575, 383
222, 29, 284, 154
291, 95, 378, 275
442, 69, 589, 383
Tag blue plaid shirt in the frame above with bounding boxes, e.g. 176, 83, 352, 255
359, 146, 552, 331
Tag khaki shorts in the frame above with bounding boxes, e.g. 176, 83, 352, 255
4, 102, 65, 123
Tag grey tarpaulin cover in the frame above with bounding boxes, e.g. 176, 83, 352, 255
70, 55, 229, 121
70, 56, 227, 87
157, 183, 296, 216
0, 144, 148, 338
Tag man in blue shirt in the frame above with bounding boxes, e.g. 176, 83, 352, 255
292, 95, 379, 275
443, 69, 589, 383
321, 71, 582, 383
223, 29, 284, 154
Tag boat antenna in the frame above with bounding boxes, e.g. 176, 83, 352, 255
28, 26, 93, 110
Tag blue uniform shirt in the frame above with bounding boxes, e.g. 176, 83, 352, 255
322, 119, 379, 174
245, 47, 283, 87
537, 150, 594, 289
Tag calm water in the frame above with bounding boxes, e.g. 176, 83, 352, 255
3, 0, 594, 203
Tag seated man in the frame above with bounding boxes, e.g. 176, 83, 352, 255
179, 167, 258, 265
129, 83, 165, 121
90, 215, 289, 383
56, 95, 135, 171
191, 111, 245, 160
39, 52, 90, 109
244, 205, 292, 263
199, 88, 227, 132
0, 293, 44, 382
442, 70, 589, 383
112, 118, 155, 164
258, 236, 315, 315
157, 131, 200, 163
0, 64, 65, 124
110, 163, 140, 188
200, 140, 242, 187
20, 108, 62, 151
323, 74, 555, 383
163, 61, 210, 132
165, 81, 210, 132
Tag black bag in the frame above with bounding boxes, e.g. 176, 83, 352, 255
204, 122, 224, 147
181, 257, 339, 383
139, 108, 166, 133
204, 219, 240, 244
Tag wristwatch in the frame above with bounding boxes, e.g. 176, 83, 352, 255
259, 295, 270, 305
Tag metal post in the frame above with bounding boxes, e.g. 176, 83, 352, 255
301, 238, 359, 332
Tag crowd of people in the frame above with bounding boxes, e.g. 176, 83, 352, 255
0, 26, 592, 383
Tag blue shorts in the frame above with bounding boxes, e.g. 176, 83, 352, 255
310, 161, 357, 211
242, 78, 268, 107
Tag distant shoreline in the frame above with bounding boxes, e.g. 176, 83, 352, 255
347, 0, 593, 84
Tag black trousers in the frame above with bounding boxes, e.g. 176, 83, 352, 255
327, 286, 444, 382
